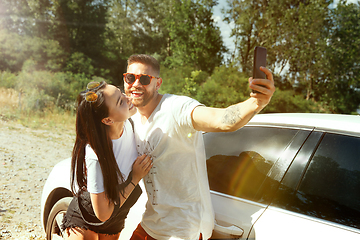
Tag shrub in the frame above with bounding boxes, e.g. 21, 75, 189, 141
196, 65, 249, 108
264, 90, 327, 113
0, 71, 17, 88
14, 70, 101, 112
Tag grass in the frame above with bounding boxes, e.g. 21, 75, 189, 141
0, 87, 75, 133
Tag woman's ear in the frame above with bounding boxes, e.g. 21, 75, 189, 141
101, 117, 113, 126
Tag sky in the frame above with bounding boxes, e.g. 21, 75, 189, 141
212, 0, 359, 59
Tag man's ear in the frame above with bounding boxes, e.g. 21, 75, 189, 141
156, 77, 162, 90
101, 117, 113, 126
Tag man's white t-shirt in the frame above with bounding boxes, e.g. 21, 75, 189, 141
86, 120, 138, 193
131, 94, 214, 240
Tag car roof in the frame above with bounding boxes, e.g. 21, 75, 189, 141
248, 113, 360, 135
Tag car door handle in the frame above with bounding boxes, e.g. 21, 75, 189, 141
214, 221, 244, 237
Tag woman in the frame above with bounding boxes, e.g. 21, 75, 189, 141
61, 81, 152, 240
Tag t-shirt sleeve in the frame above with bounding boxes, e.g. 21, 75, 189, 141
171, 95, 204, 132
85, 146, 105, 194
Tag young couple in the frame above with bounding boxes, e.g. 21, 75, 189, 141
61, 54, 275, 240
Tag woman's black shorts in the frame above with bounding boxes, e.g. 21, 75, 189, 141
61, 185, 142, 235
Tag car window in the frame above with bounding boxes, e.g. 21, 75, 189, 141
205, 126, 299, 203
272, 133, 360, 229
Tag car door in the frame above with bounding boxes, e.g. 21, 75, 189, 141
204, 126, 311, 239
251, 131, 360, 240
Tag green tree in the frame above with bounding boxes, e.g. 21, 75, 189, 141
274, 0, 331, 101
25, 0, 54, 37
223, 0, 261, 73
107, 0, 226, 73
0, 29, 65, 72
165, 0, 226, 73
265, 90, 323, 113
105, 0, 161, 84
159, 65, 199, 96
49, 0, 113, 79
63, 52, 95, 76
224, 0, 331, 99
0, 0, 67, 72
0, 0, 36, 35
133, 0, 171, 56
106, 0, 137, 57
320, 0, 360, 113
196, 65, 249, 107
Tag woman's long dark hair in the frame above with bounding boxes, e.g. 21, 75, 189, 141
70, 81, 125, 204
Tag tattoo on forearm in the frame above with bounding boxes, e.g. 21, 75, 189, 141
222, 106, 259, 125
222, 105, 243, 125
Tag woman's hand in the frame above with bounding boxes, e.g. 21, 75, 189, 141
116, 155, 152, 207
132, 154, 153, 184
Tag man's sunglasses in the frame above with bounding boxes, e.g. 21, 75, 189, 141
123, 73, 157, 86
85, 81, 101, 102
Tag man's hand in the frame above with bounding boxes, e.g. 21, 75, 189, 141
249, 67, 275, 111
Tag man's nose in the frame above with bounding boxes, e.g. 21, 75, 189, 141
131, 77, 142, 87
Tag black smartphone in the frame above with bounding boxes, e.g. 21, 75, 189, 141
252, 46, 267, 93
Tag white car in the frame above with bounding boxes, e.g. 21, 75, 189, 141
41, 113, 360, 239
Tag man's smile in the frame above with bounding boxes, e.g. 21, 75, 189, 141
130, 89, 144, 98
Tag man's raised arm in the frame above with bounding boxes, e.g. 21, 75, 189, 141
191, 67, 275, 133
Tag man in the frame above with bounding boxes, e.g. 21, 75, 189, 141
123, 54, 275, 240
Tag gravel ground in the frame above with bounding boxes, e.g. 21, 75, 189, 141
0, 119, 74, 239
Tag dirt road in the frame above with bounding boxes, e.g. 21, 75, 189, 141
0, 120, 74, 239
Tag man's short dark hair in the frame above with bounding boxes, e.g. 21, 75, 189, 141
127, 54, 160, 76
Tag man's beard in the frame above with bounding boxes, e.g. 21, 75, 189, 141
128, 88, 155, 108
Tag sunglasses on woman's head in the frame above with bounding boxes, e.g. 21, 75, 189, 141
85, 81, 101, 102
123, 73, 157, 86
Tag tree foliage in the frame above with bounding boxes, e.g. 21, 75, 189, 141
0, 29, 65, 72
225, 0, 331, 96
195, 65, 249, 108
224, 0, 359, 113
106, 0, 226, 73
164, 0, 226, 72
0, 0, 359, 114
320, 0, 360, 113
